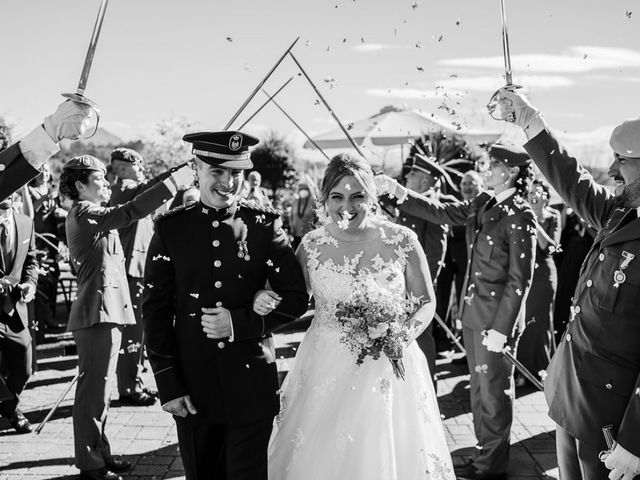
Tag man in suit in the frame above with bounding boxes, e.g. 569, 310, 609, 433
143, 131, 309, 480
0, 194, 38, 433
375, 143, 537, 480
60, 155, 192, 480
0, 100, 92, 201
108, 147, 166, 406
496, 88, 640, 480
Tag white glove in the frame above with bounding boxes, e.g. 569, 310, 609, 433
170, 163, 195, 188
482, 329, 508, 353
494, 87, 547, 139
604, 444, 640, 480
43, 100, 93, 142
374, 174, 399, 197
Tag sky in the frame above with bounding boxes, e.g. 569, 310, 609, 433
1, 0, 639, 145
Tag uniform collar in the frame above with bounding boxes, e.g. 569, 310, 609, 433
494, 187, 516, 205
199, 200, 238, 219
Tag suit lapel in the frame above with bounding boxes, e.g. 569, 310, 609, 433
8, 214, 29, 278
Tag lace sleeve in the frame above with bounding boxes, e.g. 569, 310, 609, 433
403, 230, 436, 340
296, 232, 315, 294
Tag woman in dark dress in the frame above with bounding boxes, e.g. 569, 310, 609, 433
516, 180, 561, 386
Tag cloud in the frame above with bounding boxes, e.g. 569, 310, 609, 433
365, 74, 572, 100
439, 46, 640, 73
351, 44, 408, 53
436, 75, 573, 91
365, 88, 451, 100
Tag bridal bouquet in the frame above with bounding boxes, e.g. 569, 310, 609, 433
334, 281, 424, 380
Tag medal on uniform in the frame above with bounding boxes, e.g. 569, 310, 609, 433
613, 251, 635, 288
234, 218, 250, 261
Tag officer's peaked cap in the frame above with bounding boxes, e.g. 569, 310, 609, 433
488, 142, 531, 167
183, 131, 259, 169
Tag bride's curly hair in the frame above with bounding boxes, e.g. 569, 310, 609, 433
315, 153, 381, 225
320, 154, 378, 204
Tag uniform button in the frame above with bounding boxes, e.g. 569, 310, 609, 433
214, 260, 222, 267
212, 220, 220, 227
216, 301, 223, 307
566, 333, 572, 342
217, 342, 225, 349
599, 253, 605, 261
213, 240, 220, 247
605, 383, 613, 390
214, 281, 222, 288
574, 306, 581, 314
586, 280, 593, 287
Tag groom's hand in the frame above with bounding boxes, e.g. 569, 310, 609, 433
201, 306, 232, 339
163, 395, 197, 418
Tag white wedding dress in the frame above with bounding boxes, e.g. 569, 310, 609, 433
268, 222, 455, 480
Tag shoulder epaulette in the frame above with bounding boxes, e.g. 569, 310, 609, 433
155, 202, 197, 221
239, 199, 281, 218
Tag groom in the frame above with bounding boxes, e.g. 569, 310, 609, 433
143, 130, 308, 480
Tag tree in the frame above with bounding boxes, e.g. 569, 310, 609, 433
141, 117, 200, 176
407, 130, 482, 195
249, 131, 297, 193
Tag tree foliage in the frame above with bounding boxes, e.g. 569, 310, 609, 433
141, 117, 199, 176
249, 131, 297, 192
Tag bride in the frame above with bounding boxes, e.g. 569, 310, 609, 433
262, 154, 454, 479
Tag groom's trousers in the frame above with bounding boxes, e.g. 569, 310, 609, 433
464, 327, 516, 475
175, 415, 272, 480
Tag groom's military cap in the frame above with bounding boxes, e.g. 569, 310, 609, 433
183, 131, 259, 170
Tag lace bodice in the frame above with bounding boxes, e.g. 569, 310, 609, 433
301, 222, 421, 334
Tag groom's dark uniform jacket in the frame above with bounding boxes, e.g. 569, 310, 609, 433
525, 130, 640, 456
143, 199, 308, 424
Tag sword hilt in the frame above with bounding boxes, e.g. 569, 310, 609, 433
487, 84, 521, 123
599, 425, 617, 461
61, 92, 101, 139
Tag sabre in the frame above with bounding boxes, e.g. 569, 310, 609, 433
502, 348, 544, 391
35, 371, 83, 434
224, 37, 300, 131
481, 330, 544, 391
260, 89, 332, 161
487, 0, 521, 122
598, 425, 617, 461
61, 0, 110, 137
238, 77, 295, 130
289, 52, 366, 158
433, 313, 466, 355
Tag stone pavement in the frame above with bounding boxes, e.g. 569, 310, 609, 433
0, 328, 559, 480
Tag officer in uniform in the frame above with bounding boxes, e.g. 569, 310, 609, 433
496, 88, 640, 480
375, 143, 537, 480
0, 100, 92, 201
143, 131, 308, 480
61, 155, 191, 480
109, 147, 177, 406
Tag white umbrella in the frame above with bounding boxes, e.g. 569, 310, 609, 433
305, 105, 501, 149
